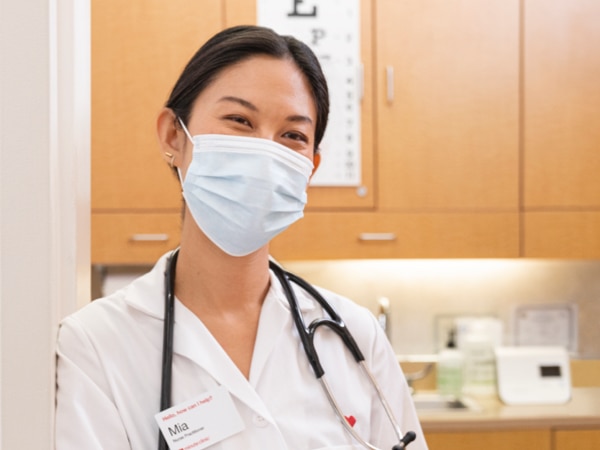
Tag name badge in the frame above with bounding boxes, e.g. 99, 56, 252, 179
155, 385, 245, 449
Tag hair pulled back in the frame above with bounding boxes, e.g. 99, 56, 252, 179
166, 25, 330, 151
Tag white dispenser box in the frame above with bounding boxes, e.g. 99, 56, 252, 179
495, 346, 571, 405
455, 317, 503, 396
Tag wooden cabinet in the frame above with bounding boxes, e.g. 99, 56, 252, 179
425, 429, 550, 450
270, 211, 518, 260
376, 0, 519, 212
553, 428, 600, 450
522, 0, 600, 258
92, 0, 223, 213
274, 0, 521, 260
92, 0, 600, 263
92, 0, 274, 264
91, 0, 224, 264
524, 212, 600, 258
424, 427, 600, 450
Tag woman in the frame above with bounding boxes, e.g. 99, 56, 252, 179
55, 25, 427, 450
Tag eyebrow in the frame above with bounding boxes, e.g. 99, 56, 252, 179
218, 95, 313, 125
219, 96, 257, 111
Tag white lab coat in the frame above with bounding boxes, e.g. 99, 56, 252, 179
55, 253, 428, 450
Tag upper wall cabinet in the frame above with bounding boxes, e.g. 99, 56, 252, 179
92, 0, 224, 213
91, 0, 245, 265
523, 0, 600, 257
376, 0, 520, 212
273, 0, 521, 259
92, 0, 599, 263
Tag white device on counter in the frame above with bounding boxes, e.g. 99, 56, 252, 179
495, 346, 571, 405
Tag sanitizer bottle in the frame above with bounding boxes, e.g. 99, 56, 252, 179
436, 328, 464, 399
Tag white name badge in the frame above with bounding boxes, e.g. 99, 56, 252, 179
154, 385, 245, 449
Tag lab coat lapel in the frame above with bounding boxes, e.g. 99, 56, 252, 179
248, 272, 293, 385
172, 299, 276, 424
122, 253, 273, 420
249, 268, 318, 381
123, 254, 318, 427
169, 267, 317, 423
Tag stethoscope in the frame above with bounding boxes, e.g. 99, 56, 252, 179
158, 249, 416, 450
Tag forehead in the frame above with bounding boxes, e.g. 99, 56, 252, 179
191, 55, 317, 120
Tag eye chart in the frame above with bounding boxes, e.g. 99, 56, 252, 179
258, 0, 362, 186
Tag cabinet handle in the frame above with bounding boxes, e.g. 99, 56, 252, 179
358, 233, 397, 241
130, 233, 169, 242
386, 66, 394, 103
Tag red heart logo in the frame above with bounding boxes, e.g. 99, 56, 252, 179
344, 415, 356, 427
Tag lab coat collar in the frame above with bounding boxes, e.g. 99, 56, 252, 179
122, 252, 318, 319
172, 299, 278, 423
171, 268, 320, 422
122, 252, 317, 425
122, 252, 172, 320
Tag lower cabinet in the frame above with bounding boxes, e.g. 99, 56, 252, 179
423, 427, 600, 450
92, 213, 181, 265
553, 428, 600, 450
424, 429, 550, 450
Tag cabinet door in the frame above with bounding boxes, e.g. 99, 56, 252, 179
425, 429, 550, 450
524, 212, 600, 258
553, 428, 600, 450
522, 0, 600, 258
376, 0, 519, 211
524, 0, 600, 209
92, 213, 181, 265
92, 0, 223, 211
270, 211, 519, 260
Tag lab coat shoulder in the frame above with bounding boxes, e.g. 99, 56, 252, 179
56, 308, 132, 449
56, 257, 167, 449
56, 260, 165, 377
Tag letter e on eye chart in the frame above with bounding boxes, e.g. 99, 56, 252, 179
155, 385, 245, 449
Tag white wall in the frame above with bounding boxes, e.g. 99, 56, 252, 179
0, 0, 89, 447
282, 258, 600, 358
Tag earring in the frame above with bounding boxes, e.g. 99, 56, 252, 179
165, 152, 175, 168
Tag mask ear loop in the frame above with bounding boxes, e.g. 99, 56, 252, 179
177, 117, 194, 142
176, 117, 194, 184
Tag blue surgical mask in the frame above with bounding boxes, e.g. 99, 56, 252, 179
178, 119, 314, 257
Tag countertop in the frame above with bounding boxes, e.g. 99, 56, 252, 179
416, 387, 600, 432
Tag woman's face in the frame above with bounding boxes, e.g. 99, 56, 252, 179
180, 55, 318, 177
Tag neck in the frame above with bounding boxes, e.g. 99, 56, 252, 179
174, 219, 271, 317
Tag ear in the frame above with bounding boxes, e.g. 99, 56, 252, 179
309, 152, 321, 180
156, 107, 186, 168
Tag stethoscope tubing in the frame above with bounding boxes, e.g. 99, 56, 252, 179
269, 261, 366, 378
158, 249, 178, 450
270, 261, 409, 448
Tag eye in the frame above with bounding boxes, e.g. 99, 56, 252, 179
225, 115, 252, 127
283, 131, 309, 143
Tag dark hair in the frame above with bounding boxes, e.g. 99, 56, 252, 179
165, 25, 329, 151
